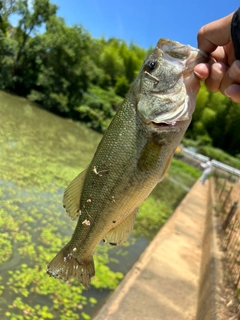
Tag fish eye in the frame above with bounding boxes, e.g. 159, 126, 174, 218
148, 60, 157, 70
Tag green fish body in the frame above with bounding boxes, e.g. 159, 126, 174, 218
47, 39, 208, 289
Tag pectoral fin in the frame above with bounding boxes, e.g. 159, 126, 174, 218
158, 152, 174, 182
103, 209, 137, 246
63, 168, 88, 220
137, 140, 162, 172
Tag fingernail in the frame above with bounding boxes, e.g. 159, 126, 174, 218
229, 60, 240, 79
224, 88, 231, 97
194, 70, 204, 80
236, 60, 240, 69
224, 85, 234, 98
211, 63, 224, 80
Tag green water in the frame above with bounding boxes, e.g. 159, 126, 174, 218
0, 91, 199, 319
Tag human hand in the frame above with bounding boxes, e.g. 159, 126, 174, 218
194, 11, 240, 103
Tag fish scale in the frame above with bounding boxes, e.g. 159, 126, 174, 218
47, 38, 208, 289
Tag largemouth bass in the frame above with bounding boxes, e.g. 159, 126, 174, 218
47, 39, 208, 289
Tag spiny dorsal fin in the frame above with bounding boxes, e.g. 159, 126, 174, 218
103, 209, 137, 246
63, 168, 88, 220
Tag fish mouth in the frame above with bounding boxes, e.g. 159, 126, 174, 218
138, 39, 209, 130
150, 121, 177, 130
149, 40, 208, 127
157, 38, 209, 69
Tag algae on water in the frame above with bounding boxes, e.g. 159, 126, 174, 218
0, 91, 199, 319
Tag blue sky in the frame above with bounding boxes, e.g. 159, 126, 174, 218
51, 0, 239, 49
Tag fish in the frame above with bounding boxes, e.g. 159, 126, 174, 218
46, 38, 208, 289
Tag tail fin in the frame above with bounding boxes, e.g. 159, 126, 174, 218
46, 246, 95, 290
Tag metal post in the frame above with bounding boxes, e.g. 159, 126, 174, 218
219, 179, 226, 199
222, 201, 238, 231
221, 186, 233, 212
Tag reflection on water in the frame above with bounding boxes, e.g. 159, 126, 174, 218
0, 91, 197, 319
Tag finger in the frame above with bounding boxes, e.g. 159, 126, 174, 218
219, 60, 240, 94
197, 13, 233, 53
205, 62, 228, 92
185, 72, 201, 96
194, 63, 210, 80
225, 84, 240, 102
229, 60, 240, 81
210, 43, 236, 65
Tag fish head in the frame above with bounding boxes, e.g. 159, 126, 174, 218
135, 38, 208, 129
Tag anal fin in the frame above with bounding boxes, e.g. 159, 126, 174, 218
63, 168, 88, 220
103, 209, 137, 246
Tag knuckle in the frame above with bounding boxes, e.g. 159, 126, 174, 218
197, 26, 207, 40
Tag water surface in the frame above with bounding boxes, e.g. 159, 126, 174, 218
0, 91, 198, 319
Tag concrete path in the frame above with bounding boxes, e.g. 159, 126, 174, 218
94, 180, 209, 320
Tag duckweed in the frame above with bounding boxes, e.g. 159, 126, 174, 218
0, 91, 199, 319
0, 234, 12, 263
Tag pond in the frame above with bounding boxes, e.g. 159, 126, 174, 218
0, 90, 200, 319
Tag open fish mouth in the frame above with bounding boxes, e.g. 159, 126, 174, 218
151, 121, 177, 129
157, 38, 209, 70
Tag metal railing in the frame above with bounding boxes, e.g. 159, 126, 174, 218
182, 147, 240, 178
215, 177, 240, 316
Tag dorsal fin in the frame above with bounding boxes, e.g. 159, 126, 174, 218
63, 168, 88, 220
103, 209, 137, 246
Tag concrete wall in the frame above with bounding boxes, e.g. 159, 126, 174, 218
196, 179, 223, 320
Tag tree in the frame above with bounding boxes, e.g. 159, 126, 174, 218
10, 0, 58, 94
28, 16, 99, 115
0, 0, 16, 34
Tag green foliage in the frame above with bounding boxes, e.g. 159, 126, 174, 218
198, 145, 240, 170
134, 197, 171, 239
196, 134, 212, 146
170, 158, 201, 179
99, 39, 125, 85
201, 107, 216, 128
95, 38, 146, 88
187, 84, 240, 157
114, 75, 130, 97
74, 85, 122, 132
192, 82, 210, 123
27, 16, 96, 115
182, 138, 199, 148
0, 232, 12, 263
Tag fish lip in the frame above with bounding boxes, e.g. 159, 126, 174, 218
157, 38, 209, 69
150, 121, 177, 130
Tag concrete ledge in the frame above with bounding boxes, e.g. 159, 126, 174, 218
94, 180, 209, 320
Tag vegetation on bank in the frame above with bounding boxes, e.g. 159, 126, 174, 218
0, 0, 240, 160
186, 84, 240, 158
